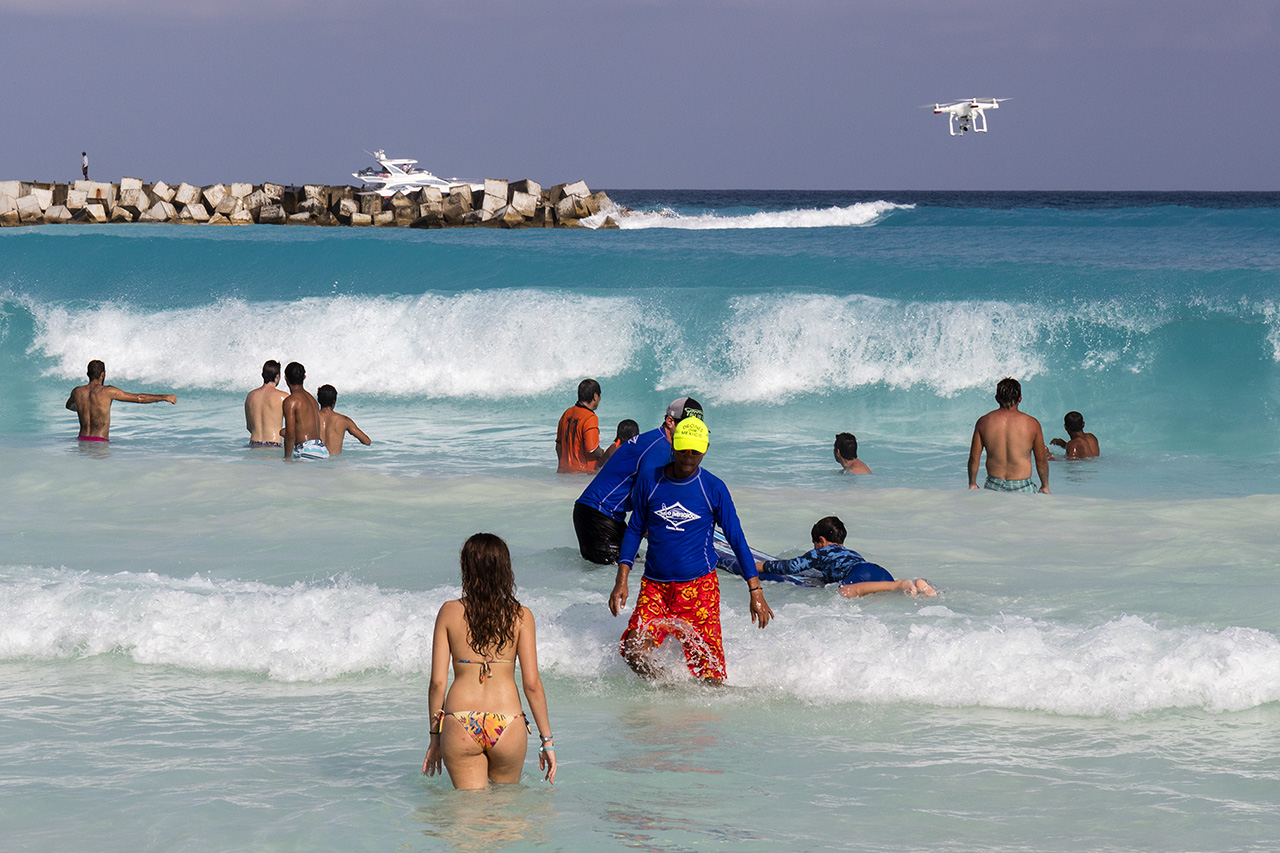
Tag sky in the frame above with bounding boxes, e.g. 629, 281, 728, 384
2, 0, 1278, 190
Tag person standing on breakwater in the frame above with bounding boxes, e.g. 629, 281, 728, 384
573, 397, 703, 564
245, 360, 288, 447
65, 359, 176, 442
968, 377, 1049, 493
609, 417, 773, 684
556, 378, 604, 473
423, 533, 556, 788
317, 384, 370, 455
1050, 411, 1100, 459
834, 432, 872, 474
281, 362, 327, 460
81, 152, 88, 180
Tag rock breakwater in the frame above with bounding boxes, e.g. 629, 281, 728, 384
0, 177, 618, 229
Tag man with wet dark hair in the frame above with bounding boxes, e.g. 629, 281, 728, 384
967, 377, 1049, 493
65, 359, 176, 442
1050, 411, 1100, 459
556, 378, 604, 473
318, 384, 371, 456
833, 432, 871, 474
282, 362, 327, 460
245, 359, 288, 447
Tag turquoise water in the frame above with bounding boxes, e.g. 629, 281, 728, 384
2, 192, 1280, 851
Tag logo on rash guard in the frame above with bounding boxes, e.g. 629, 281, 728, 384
654, 501, 700, 531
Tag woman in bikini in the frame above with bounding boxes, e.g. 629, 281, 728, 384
422, 533, 556, 788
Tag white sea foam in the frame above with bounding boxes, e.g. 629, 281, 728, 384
657, 294, 1155, 401
4, 566, 1277, 715
29, 291, 659, 397
583, 200, 909, 230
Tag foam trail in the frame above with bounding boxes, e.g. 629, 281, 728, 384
583, 201, 910, 230
29, 291, 661, 397
4, 567, 1279, 715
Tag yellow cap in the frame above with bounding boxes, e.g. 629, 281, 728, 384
671, 417, 710, 453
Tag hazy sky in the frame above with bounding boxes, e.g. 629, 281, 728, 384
3, 0, 1278, 190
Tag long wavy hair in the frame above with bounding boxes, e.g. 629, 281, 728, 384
458, 533, 521, 657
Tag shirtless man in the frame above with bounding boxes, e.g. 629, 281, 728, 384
967, 377, 1049, 494
1050, 411, 1100, 459
245, 360, 288, 447
281, 361, 327, 460
317, 384, 371, 456
65, 359, 176, 441
834, 432, 872, 474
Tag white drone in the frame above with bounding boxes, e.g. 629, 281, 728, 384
928, 98, 1009, 136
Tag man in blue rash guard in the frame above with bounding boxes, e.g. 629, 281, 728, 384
750, 516, 936, 598
572, 397, 703, 564
608, 417, 774, 683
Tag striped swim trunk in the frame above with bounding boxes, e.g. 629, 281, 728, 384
622, 571, 726, 681
984, 475, 1037, 493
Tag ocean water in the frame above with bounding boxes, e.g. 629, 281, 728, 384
2, 191, 1279, 851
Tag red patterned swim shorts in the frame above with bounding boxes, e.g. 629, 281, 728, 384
622, 571, 726, 681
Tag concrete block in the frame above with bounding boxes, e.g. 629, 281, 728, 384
281, 187, 304, 215
180, 202, 210, 222
243, 189, 269, 213
53, 184, 69, 206
448, 184, 473, 209
316, 211, 340, 227
120, 177, 144, 192
119, 188, 149, 216
0, 197, 18, 226
296, 197, 326, 216
441, 195, 469, 225
409, 209, 446, 229
206, 213, 231, 225
509, 190, 537, 218
261, 183, 284, 201
372, 210, 395, 227
229, 207, 255, 225
287, 212, 316, 225
257, 204, 286, 224
555, 195, 583, 221
463, 209, 489, 225
174, 183, 201, 205
109, 206, 135, 223
17, 195, 44, 222
418, 186, 443, 205
357, 192, 383, 216
141, 200, 177, 222
32, 187, 53, 211
151, 181, 176, 203
0, 181, 20, 198
510, 179, 542, 200
0, 194, 15, 215
336, 198, 359, 222
583, 191, 612, 216
66, 189, 89, 211
215, 194, 242, 216
203, 184, 227, 208
350, 212, 373, 226
482, 179, 508, 214
561, 180, 590, 199
85, 204, 109, 223
388, 191, 414, 211
44, 205, 73, 224
229, 182, 253, 198
303, 184, 327, 202
487, 204, 527, 228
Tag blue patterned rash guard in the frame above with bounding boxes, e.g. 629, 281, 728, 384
575, 426, 671, 522
619, 463, 760, 583
760, 544, 894, 587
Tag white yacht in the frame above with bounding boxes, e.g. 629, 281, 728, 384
351, 150, 478, 197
